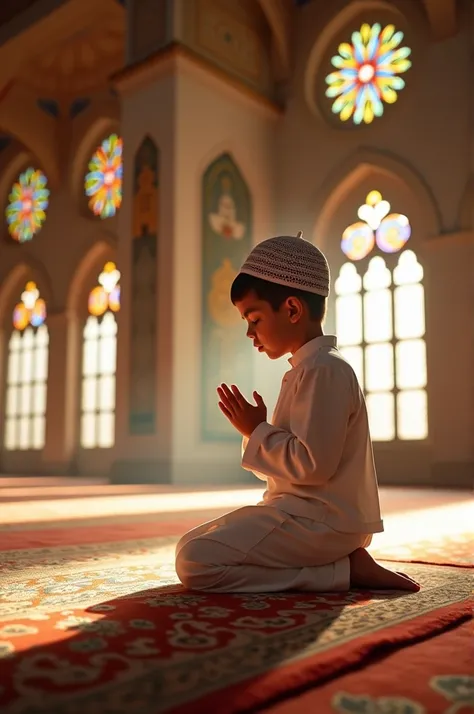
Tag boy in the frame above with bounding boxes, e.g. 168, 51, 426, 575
175, 234, 419, 593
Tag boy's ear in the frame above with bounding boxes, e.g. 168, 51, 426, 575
286, 297, 303, 321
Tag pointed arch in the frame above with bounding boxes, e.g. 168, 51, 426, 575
421, 0, 458, 40
0, 260, 53, 452
0, 86, 60, 187
256, 0, 293, 79
69, 241, 121, 451
66, 239, 117, 317
70, 113, 121, 214
311, 148, 442, 249
0, 259, 55, 328
458, 177, 474, 232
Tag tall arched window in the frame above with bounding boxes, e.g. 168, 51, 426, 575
80, 262, 120, 449
4, 282, 49, 450
335, 191, 427, 441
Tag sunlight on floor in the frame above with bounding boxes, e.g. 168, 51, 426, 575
1, 485, 472, 551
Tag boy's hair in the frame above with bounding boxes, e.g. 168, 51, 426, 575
231, 273, 327, 322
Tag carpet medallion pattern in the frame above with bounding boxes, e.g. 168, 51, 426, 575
0, 536, 471, 714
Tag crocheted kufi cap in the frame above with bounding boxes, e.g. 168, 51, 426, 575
239, 231, 330, 297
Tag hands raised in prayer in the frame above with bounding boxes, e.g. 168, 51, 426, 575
217, 383, 267, 438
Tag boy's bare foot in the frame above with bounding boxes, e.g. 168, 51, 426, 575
349, 548, 421, 592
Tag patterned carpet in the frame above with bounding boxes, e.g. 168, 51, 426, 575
269, 619, 474, 714
0, 484, 472, 713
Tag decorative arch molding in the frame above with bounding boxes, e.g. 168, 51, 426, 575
311, 147, 442, 249
458, 176, 474, 232
303, 0, 427, 122
0, 259, 55, 328
256, 0, 293, 79
66, 239, 117, 317
421, 0, 458, 41
0, 87, 59, 186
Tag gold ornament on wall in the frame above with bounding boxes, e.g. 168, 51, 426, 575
207, 258, 240, 328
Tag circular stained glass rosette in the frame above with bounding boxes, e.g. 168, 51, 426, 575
341, 221, 375, 260
6, 168, 50, 242
325, 23, 412, 125
376, 213, 411, 253
85, 134, 123, 219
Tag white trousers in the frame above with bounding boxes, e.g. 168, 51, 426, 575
175, 505, 372, 593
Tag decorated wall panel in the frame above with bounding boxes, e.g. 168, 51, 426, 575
201, 153, 253, 441
129, 137, 159, 435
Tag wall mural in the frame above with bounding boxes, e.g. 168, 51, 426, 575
201, 153, 253, 441
129, 136, 159, 435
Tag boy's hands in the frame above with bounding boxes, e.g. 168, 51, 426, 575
217, 384, 267, 438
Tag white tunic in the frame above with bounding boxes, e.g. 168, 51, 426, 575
242, 335, 384, 534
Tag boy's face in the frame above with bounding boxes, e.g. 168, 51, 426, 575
234, 290, 296, 360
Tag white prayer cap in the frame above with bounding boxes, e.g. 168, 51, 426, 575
239, 231, 330, 297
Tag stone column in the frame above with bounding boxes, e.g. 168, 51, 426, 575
110, 0, 278, 484
110, 0, 175, 483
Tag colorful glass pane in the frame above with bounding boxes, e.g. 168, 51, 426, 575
12, 304, 30, 331
108, 285, 121, 312
325, 23, 412, 125
341, 192, 411, 260
85, 134, 123, 219
30, 299, 47, 327
88, 262, 121, 316
341, 221, 374, 260
12, 282, 47, 331
6, 168, 49, 242
376, 213, 411, 252
88, 286, 109, 317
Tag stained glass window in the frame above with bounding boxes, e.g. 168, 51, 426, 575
325, 23, 412, 125
6, 168, 50, 242
4, 283, 48, 450
336, 250, 427, 441
85, 134, 123, 219
341, 191, 411, 260
80, 262, 120, 449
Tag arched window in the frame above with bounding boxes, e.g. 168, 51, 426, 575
4, 282, 48, 450
335, 191, 427, 440
80, 262, 120, 448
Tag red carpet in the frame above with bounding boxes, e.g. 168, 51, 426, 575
0, 531, 471, 714
269, 618, 474, 714
1, 485, 472, 712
